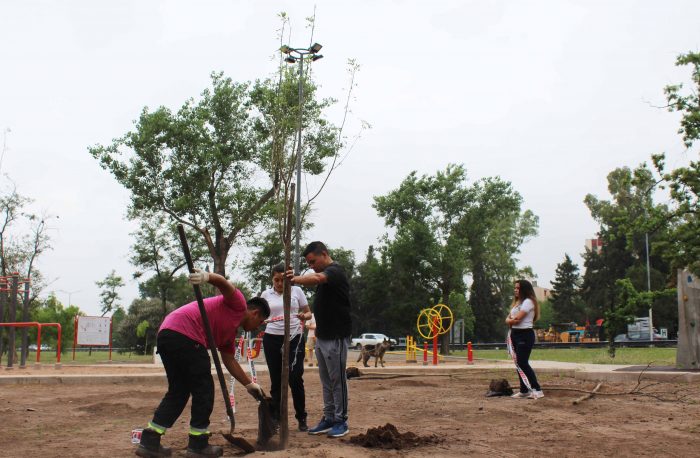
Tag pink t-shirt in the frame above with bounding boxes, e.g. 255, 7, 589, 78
159, 290, 246, 354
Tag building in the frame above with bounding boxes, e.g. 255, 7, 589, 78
585, 238, 603, 254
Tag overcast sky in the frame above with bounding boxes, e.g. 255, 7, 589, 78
1, 1, 698, 316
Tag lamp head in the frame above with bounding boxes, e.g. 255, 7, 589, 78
309, 42, 323, 53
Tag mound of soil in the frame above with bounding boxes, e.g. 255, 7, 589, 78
349, 423, 442, 450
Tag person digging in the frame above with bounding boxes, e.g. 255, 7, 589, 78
135, 269, 270, 458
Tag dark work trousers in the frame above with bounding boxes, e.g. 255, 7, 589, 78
152, 329, 214, 431
263, 332, 307, 421
510, 328, 541, 393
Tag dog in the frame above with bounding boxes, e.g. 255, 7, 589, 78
357, 338, 391, 368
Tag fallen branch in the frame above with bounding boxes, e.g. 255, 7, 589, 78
572, 382, 602, 405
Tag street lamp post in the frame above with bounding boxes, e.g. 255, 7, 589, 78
58, 289, 81, 308
280, 43, 323, 274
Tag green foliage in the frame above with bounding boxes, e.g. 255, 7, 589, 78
604, 279, 676, 356
117, 298, 172, 354
550, 254, 585, 323
537, 299, 554, 328
582, 163, 672, 323
31, 294, 82, 352
372, 164, 537, 343
130, 214, 204, 318
89, 71, 341, 276
664, 51, 700, 148
136, 320, 149, 338
96, 270, 124, 317
138, 273, 194, 310
652, 52, 700, 275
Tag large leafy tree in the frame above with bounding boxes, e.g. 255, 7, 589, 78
89, 71, 340, 276
582, 164, 672, 319
653, 51, 700, 275
373, 165, 538, 344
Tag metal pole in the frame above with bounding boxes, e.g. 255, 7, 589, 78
646, 231, 653, 342
293, 54, 305, 275
20, 280, 30, 367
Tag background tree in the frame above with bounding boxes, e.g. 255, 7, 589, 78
582, 164, 675, 339
31, 294, 82, 353
464, 177, 539, 342
550, 254, 585, 323
130, 213, 205, 318
136, 320, 150, 355
373, 165, 537, 345
96, 270, 124, 317
116, 298, 172, 354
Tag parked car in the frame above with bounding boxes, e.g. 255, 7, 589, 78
614, 331, 666, 342
351, 333, 397, 350
28, 344, 51, 351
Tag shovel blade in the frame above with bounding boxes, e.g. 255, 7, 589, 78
222, 432, 256, 454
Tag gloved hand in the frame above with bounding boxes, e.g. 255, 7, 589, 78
245, 382, 264, 400
188, 268, 209, 285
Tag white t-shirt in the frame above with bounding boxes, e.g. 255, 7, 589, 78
510, 298, 535, 329
261, 286, 309, 336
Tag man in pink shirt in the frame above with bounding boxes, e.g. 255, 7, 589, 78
136, 269, 270, 458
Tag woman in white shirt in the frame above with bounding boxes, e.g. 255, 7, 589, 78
505, 279, 543, 399
261, 263, 312, 431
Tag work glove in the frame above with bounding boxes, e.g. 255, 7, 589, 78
188, 268, 209, 285
245, 382, 264, 400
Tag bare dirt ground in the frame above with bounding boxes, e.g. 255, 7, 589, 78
1, 368, 699, 457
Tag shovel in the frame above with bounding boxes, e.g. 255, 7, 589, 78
177, 224, 256, 454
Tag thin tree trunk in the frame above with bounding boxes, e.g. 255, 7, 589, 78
279, 184, 295, 449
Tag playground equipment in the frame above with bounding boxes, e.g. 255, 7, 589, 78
0, 322, 62, 368
404, 304, 454, 366
0, 273, 36, 368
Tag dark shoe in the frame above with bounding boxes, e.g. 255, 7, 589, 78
135, 428, 172, 457
298, 416, 308, 432
308, 417, 334, 435
186, 433, 223, 458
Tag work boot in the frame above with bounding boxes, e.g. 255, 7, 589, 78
186, 433, 223, 458
135, 428, 172, 458
298, 414, 308, 432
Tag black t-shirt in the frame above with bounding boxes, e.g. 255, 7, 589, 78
312, 262, 352, 340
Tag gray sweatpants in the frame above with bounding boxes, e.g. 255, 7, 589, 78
315, 337, 349, 424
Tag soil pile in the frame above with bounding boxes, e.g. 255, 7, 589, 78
349, 423, 442, 450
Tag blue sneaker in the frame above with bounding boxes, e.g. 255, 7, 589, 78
308, 417, 334, 435
327, 421, 349, 438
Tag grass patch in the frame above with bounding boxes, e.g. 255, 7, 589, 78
451, 347, 677, 365
21, 350, 153, 365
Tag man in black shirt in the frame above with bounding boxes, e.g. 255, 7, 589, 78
287, 241, 351, 438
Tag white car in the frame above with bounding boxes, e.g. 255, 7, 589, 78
351, 333, 397, 350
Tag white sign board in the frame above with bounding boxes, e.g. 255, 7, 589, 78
76, 316, 112, 346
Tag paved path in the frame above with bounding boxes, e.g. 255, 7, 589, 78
0, 357, 697, 384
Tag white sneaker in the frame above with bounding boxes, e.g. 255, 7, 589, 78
529, 390, 545, 399
511, 392, 530, 399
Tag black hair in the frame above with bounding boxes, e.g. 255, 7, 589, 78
302, 241, 328, 257
271, 263, 286, 275
247, 296, 271, 318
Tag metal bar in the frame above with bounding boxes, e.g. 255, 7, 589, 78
20, 281, 30, 367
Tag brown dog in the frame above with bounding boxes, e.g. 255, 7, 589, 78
357, 339, 391, 367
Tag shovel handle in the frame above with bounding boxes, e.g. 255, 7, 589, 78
177, 224, 236, 427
